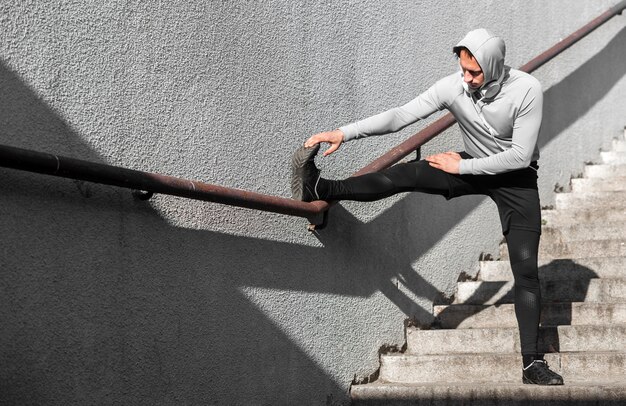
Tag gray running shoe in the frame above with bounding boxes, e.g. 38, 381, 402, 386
290, 144, 321, 202
522, 360, 564, 385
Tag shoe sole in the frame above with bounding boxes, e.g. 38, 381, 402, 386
290, 144, 320, 201
522, 376, 564, 385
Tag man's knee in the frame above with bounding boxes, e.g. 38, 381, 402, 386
511, 257, 540, 288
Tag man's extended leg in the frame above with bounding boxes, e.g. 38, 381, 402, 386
291, 145, 452, 202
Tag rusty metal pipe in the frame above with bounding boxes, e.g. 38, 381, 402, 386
519, 1, 626, 73
0, 144, 325, 224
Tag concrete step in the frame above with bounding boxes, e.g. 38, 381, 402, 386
478, 257, 626, 281
571, 177, 626, 192
351, 380, 626, 405
406, 324, 626, 355
584, 164, 626, 178
378, 352, 626, 384
541, 222, 626, 243
601, 151, 626, 164
555, 191, 626, 210
453, 278, 626, 305
542, 208, 626, 226
538, 239, 626, 259
613, 139, 626, 152
499, 239, 626, 260
433, 302, 626, 329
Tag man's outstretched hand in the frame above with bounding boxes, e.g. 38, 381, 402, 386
304, 129, 344, 156
426, 151, 462, 174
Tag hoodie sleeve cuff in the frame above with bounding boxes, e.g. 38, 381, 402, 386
458, 159, 473, 175
338, 124, 359, 142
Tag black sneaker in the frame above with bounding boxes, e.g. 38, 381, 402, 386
522, 360, 564, 385
290, 144, 321, 202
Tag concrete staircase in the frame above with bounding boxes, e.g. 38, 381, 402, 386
351, 132, 626, 405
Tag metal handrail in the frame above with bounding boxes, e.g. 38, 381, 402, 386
1, 1, 625, 229
0, 144, 328, 221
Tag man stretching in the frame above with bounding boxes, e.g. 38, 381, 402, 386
291, 28, 564, 385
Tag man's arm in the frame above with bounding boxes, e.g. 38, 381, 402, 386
338, 92, 441, 142
339, 79, 447, 141
305, 76, 452, 156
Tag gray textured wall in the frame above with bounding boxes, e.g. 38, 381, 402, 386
1, 1, 625, 405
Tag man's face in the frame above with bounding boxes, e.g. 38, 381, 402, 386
459, 50, 484, 89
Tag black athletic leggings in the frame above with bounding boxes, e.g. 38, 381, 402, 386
316, 158, 542, 356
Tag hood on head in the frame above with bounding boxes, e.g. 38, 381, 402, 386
453, 28, 506, 85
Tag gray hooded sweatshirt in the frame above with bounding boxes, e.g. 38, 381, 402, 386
338, 29, 543, 175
